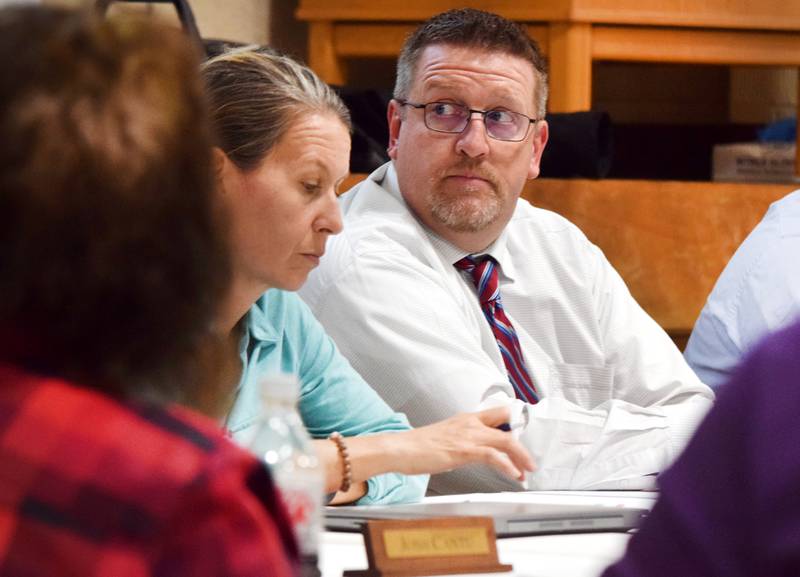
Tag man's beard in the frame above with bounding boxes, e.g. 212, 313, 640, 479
428, 163, 503, 233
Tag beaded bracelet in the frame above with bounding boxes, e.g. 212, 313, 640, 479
328, 431, 352, 493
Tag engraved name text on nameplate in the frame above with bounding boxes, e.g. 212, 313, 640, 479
383, 527, 490, 559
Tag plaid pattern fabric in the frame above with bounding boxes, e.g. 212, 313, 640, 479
455, 256, 539, 403
0, 362, 298, 577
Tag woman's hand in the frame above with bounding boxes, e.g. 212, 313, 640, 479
316, 406, 535, 504
398, 406, 535, 481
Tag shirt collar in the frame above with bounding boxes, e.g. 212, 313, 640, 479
484, 227, 517, 282
242, 291, 280, 346
232, 292, 280, 415
453, 233, 517, 283
380, 161, 401, 201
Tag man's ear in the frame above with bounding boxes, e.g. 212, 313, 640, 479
527, 119, 549, 180
386, 99, 403, 160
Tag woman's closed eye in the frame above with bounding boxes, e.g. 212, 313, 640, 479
302, 181, 321, 195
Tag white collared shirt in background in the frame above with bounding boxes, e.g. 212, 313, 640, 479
684, 189, 800, 389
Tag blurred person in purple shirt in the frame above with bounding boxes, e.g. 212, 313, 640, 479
602, 318, 800, 577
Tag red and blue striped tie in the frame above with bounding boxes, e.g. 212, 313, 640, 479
455, 255, 539, 404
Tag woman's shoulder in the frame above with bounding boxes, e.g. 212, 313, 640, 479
252, 288, 313, 317
249, 289, 318, 335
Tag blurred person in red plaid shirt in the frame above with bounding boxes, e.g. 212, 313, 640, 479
0, 6, 297, 576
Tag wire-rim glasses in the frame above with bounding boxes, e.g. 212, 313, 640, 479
398, 100, 538, 142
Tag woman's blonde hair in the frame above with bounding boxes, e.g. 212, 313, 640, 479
202, 48, 351, 171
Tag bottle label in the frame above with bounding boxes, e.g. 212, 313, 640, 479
277, 471, 324, 556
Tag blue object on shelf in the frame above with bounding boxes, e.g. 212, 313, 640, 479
758, 117, 797, 143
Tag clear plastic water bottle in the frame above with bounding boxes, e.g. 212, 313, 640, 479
245, 374, 324, 577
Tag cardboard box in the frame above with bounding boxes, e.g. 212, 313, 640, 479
712, 142, 798, 183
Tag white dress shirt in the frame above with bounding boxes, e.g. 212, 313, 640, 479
300, 162, 714, 493
684, 189, 800, 389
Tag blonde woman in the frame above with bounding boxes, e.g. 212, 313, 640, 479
203, 49, 535, 506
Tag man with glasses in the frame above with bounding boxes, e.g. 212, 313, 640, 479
300, 8, 713, 494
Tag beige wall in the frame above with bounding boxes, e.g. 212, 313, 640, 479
189, 0, 306, 56
43, 0, 306, 56
187, 0, 271, 46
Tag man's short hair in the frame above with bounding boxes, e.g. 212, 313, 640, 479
394, 8, 548, 117
0, 6, 230, 410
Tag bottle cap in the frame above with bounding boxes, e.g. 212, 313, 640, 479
259, 373, 301, 404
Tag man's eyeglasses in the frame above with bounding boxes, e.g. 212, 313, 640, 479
397, 100, 538, 142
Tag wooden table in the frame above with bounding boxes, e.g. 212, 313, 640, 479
296, 0, 800, 167
321, 491, 657, 577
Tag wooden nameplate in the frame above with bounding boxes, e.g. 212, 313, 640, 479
343, 516, 512, 577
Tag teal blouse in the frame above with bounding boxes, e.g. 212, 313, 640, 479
226, 289, 427, 505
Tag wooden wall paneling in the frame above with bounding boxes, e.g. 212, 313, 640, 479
548, 22, 593, 113
309, 21, 346, 85
521, 178, 795, 342
593, 27, 800, 66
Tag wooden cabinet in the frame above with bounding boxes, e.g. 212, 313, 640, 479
296, 0, 800, 162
